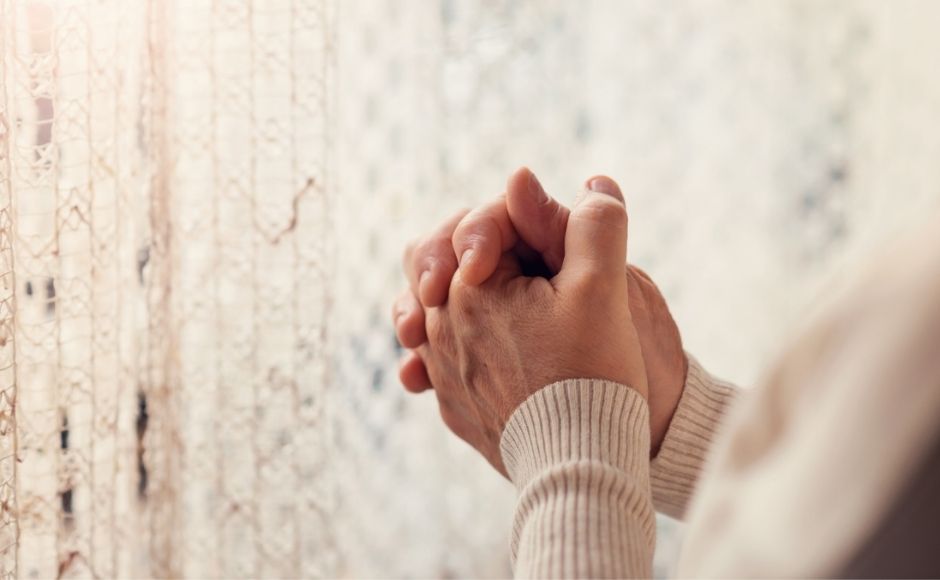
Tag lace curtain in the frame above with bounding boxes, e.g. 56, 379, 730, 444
2, 1, 940, 578
1, 1, 333, 577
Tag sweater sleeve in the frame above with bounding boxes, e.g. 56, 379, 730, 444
499, 379, 655, 579
649, 355, 740, 520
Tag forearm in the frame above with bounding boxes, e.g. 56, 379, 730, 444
501, 380, 655, 578
650, 355, 740, 519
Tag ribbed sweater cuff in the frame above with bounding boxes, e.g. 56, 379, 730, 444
500, 380, 651, 491
650, 355, 739, 519
499, 380, 655, 577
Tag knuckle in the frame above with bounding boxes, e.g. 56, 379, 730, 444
410, 211, 475, 272
453, 217, 487, 249
419, 236, 456, 272
454, 198, 513, 253
424, 307, 454, 354
424, 307, 443, 343
565, 274, 594, 298
459, 208, 498, 236
448, 278, 479, 319
577, 198, 627, 229
456, 297, 477, 322
569, 269, 618, 299
412, 237, 435, 267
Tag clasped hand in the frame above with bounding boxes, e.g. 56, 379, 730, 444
393, 168, 687, 477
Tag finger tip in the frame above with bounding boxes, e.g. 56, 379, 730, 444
397, 314, 427, 349
509, 166, 533, 186
510, 166, 542, 195
585, 175, 624, 203
399, 354, 432, 393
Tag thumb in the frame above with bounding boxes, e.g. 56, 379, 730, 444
505, 167, 570, 273
555, 176, 628, 288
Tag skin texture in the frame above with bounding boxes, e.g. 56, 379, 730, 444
421, 178, 646, 476
393, 168, 687, 461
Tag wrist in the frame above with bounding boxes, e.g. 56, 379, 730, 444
649, 352, 689, 457
500, 378, 650, 489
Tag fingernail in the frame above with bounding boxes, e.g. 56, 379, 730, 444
418, 270, 431, 297
459, 248, 475, 271
588, 176, 624, 202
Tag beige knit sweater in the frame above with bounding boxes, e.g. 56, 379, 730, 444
500, 218, 940, 578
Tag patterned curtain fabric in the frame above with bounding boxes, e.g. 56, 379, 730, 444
2, 1, 939, 578
1, 2, 332, 577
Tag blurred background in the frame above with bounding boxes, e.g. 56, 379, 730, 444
2, 0, 940, 578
